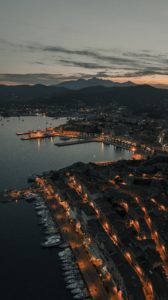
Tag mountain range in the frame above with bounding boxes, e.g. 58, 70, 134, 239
57, 77, 136, 89
0, 81, 168, 117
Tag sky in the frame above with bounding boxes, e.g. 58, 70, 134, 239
0, 0, 168, 87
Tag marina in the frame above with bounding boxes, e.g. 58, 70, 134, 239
15, 124, 146, 154
31, 193, 94, 299
31, 187, 108, 300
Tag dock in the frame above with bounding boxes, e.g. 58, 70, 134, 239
0, 191, 13, 203
55, 139, 95, 147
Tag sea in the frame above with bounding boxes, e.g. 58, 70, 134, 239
0, 115, 131, 300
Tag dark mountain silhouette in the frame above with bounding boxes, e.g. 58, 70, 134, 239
57, 77, 136, 90
0, 84, 67, 104
39, 85, 168, 111
0, 84, 168, 116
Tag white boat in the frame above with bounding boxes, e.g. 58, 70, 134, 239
63, 270, 80, 276
73, 293, 88, 299
47, 234, 60, 239
66, 283, 79, 289
71, 287, 84, 294
64, 276, 80, 283
59, 242, 69, 248
73, 290, 89, 298
67, 280, 84, 289
62, 262, 76, 267
61, 257, 72, 261
62, 266, 76, 271
45, 229, 58, 235
24, 193, 38, 201
41, 239, 60, 248
65, 278, 76, 284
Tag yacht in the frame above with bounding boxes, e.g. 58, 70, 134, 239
67, 281, 84, 290
24, 193, 38, 201
62, 265, 76, 271
41, 239, 60, 248
60, 136, 70, 141
73, 289, 89, 298
45, 228, 58, 235
63, 270, 80, 276
59, 242, 69, 248
73, 293, 89, 299
70, 287, 84, 294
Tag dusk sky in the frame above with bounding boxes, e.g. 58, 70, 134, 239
0, 0, 168, 87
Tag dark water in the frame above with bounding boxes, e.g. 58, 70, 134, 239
0, 116, 131, 300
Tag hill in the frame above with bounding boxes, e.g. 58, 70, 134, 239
0, 84, 67, 104
0, 84, 168, 116
57, 77, 136, 90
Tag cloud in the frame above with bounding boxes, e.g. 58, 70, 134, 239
0, 73, 68, 85
40, 45, 136, 65
0, 39, 156, 67
59, 59, 110, 69
0, 39, 168, 83
0, 73, 95, 85
117, 67, 168, 78
24, 43, 168, 70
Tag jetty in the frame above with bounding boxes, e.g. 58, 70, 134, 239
55, 139, 95, 147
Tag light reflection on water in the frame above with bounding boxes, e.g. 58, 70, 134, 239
0, 116, 131, 189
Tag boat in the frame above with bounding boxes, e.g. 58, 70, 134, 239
59, 242, 69, 248
16, 131, 31, 135
62, 263, 76, 268
60, 136, 70, 141
67, 281, 84, 290
24, 193, 38, 202
66, 283, 79, 290
64, 275, 80, 281
64, 274, 79, 280
41, 238, 60, 248
73, 294, 83, 299
63, 270, 80, 276
73, 292, 88, 299
45, 228, 58, 235
74, 288, 89, 297
65, 279, 75, 284
61, 256, 73, 261
70, 287, 84, 294
62, 266, 76, 271
103, 140, 111, 145
35, 205, 46, 210
58, 249, 72, 257
45, 233, 60, 239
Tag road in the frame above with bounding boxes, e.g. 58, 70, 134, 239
36, 178, 114, 300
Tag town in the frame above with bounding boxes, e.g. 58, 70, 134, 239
14, 103, 168, 156
4, 154, 168, 300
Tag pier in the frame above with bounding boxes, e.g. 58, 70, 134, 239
55, 139, 95, 147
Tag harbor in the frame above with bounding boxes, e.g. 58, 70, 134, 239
15, 125, 148, 156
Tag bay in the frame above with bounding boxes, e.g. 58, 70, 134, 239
0, 116, 131, 300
